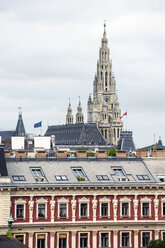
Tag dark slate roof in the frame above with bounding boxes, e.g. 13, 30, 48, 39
138, 138, 165, 151
0, 147, 8, 176
45, 123, 106, 145
0, 131, 16, 140
15, 113, 26, 136
0, 236, 27, 248
117, 131, 136, 152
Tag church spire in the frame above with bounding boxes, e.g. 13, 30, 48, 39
66, 99, 74, 124
76, 97, 84, 124
15, 107, 26, 136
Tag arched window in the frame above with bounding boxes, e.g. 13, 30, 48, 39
102, 52, 105, 63
117, 128, 120, 138
105, 72, 108, 86
101, 72, 103, 80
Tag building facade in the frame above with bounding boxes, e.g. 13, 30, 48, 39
1, 150, 165, 248
87, 23, 123, 146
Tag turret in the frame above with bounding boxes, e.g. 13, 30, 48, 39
66, 100, 74, 124
76, 98, 84, 124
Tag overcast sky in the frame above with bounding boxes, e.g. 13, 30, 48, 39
0, 0, 164, 148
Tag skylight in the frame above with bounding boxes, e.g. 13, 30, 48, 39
55, 175, 68, 181
137, 175, 150, 180
96, 175, 109, 180
12, 176, 26, 181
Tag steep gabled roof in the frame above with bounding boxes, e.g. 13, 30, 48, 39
0, 147, 8, 176
45, 123, 106, 145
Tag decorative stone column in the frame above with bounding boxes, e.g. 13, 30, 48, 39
28, 197, 34, 223
92, 195, 97, 221
134, 230, 139, 248
112, 196, 118, 221
133, 195, 139, 221
50, 232, 55, 248
155, 230, 159, 240
72, 231, 76, 248
29, 232, 33, 248
113, 230, 118, 248
93, 231, 97, 247
50, 196, 55, 223
154, 195, 159, 221
71, 196, 76, 222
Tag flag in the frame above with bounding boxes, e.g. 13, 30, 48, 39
120, 112, 127, 119
34, 121, 42, 128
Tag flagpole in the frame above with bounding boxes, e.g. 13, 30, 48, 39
126, 110, 127, 131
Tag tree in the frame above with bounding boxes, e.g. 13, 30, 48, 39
108, 148, 116, 156
147, 240, 165, 248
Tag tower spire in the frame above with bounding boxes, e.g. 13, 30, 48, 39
76, 97, 84, 124
104, 20, 106, 34
66, 99, 74, 124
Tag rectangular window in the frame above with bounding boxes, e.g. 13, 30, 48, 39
12, 176, 26, 181
80, 233, 88, 248
59, 234, 67, 248
101, 233, 109, 247
72, 168, 88, 181
163, 232, 165, 241
122, 203, 129, 217
101, 203, 108, 217
137, 175, 149, 180
15, 235, 24, 243
81, 203, 87, 217
97, 175, 109, 180
142, 232, 150, 247
122, 232, 129, 247
16, 204, 24, 219
59, 204, 67, 218
163, 202, 165, 216
113, 168, 125, 176
55, 175, 68, 181
37, 234, 45, 248
38, 204, 45, 218
31, 168, 46, 182
142, 203, 149, 217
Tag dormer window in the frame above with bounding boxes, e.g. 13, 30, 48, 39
113, 168, 125, 176
31, 168, 46, 182
72, 168, 88, 181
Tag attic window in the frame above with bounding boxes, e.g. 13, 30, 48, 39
157, 175, 165, 182
72, 168, 88, 181
113, 168, 125, 176
12, 176, 26, 181
96, 175, 109, 180
31, 168, 46, 182
55, 175, 68, 181
137, 175, 150, 180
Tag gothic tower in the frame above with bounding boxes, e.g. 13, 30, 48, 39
76, 98, 84, 124
87, 23, 123, 145
66, 100, 74, 124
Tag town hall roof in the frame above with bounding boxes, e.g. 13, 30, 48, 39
45, 123, 106, 146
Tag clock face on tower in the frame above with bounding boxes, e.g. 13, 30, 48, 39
104, 96, 110, 103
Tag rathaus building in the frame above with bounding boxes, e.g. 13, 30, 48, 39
87, 24, 123, 145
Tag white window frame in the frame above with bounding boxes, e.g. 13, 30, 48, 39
140, 197, 152, 218
99, 197, 111, 218
160, 197, 165, 217
120, 231, 131, 247
36, 198, 48, 220
57, 197, 69, 219
99, 232, 111, 248
57, 232, 69, 248
14, 234, 26, 244
141, 231, 152, 247
120, 197, 131, 218
78, 232, 90, 248
35, 233, 47, 248
161, 231, 165, 241
78, 197, 90, 219
14, 198, 27, 220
